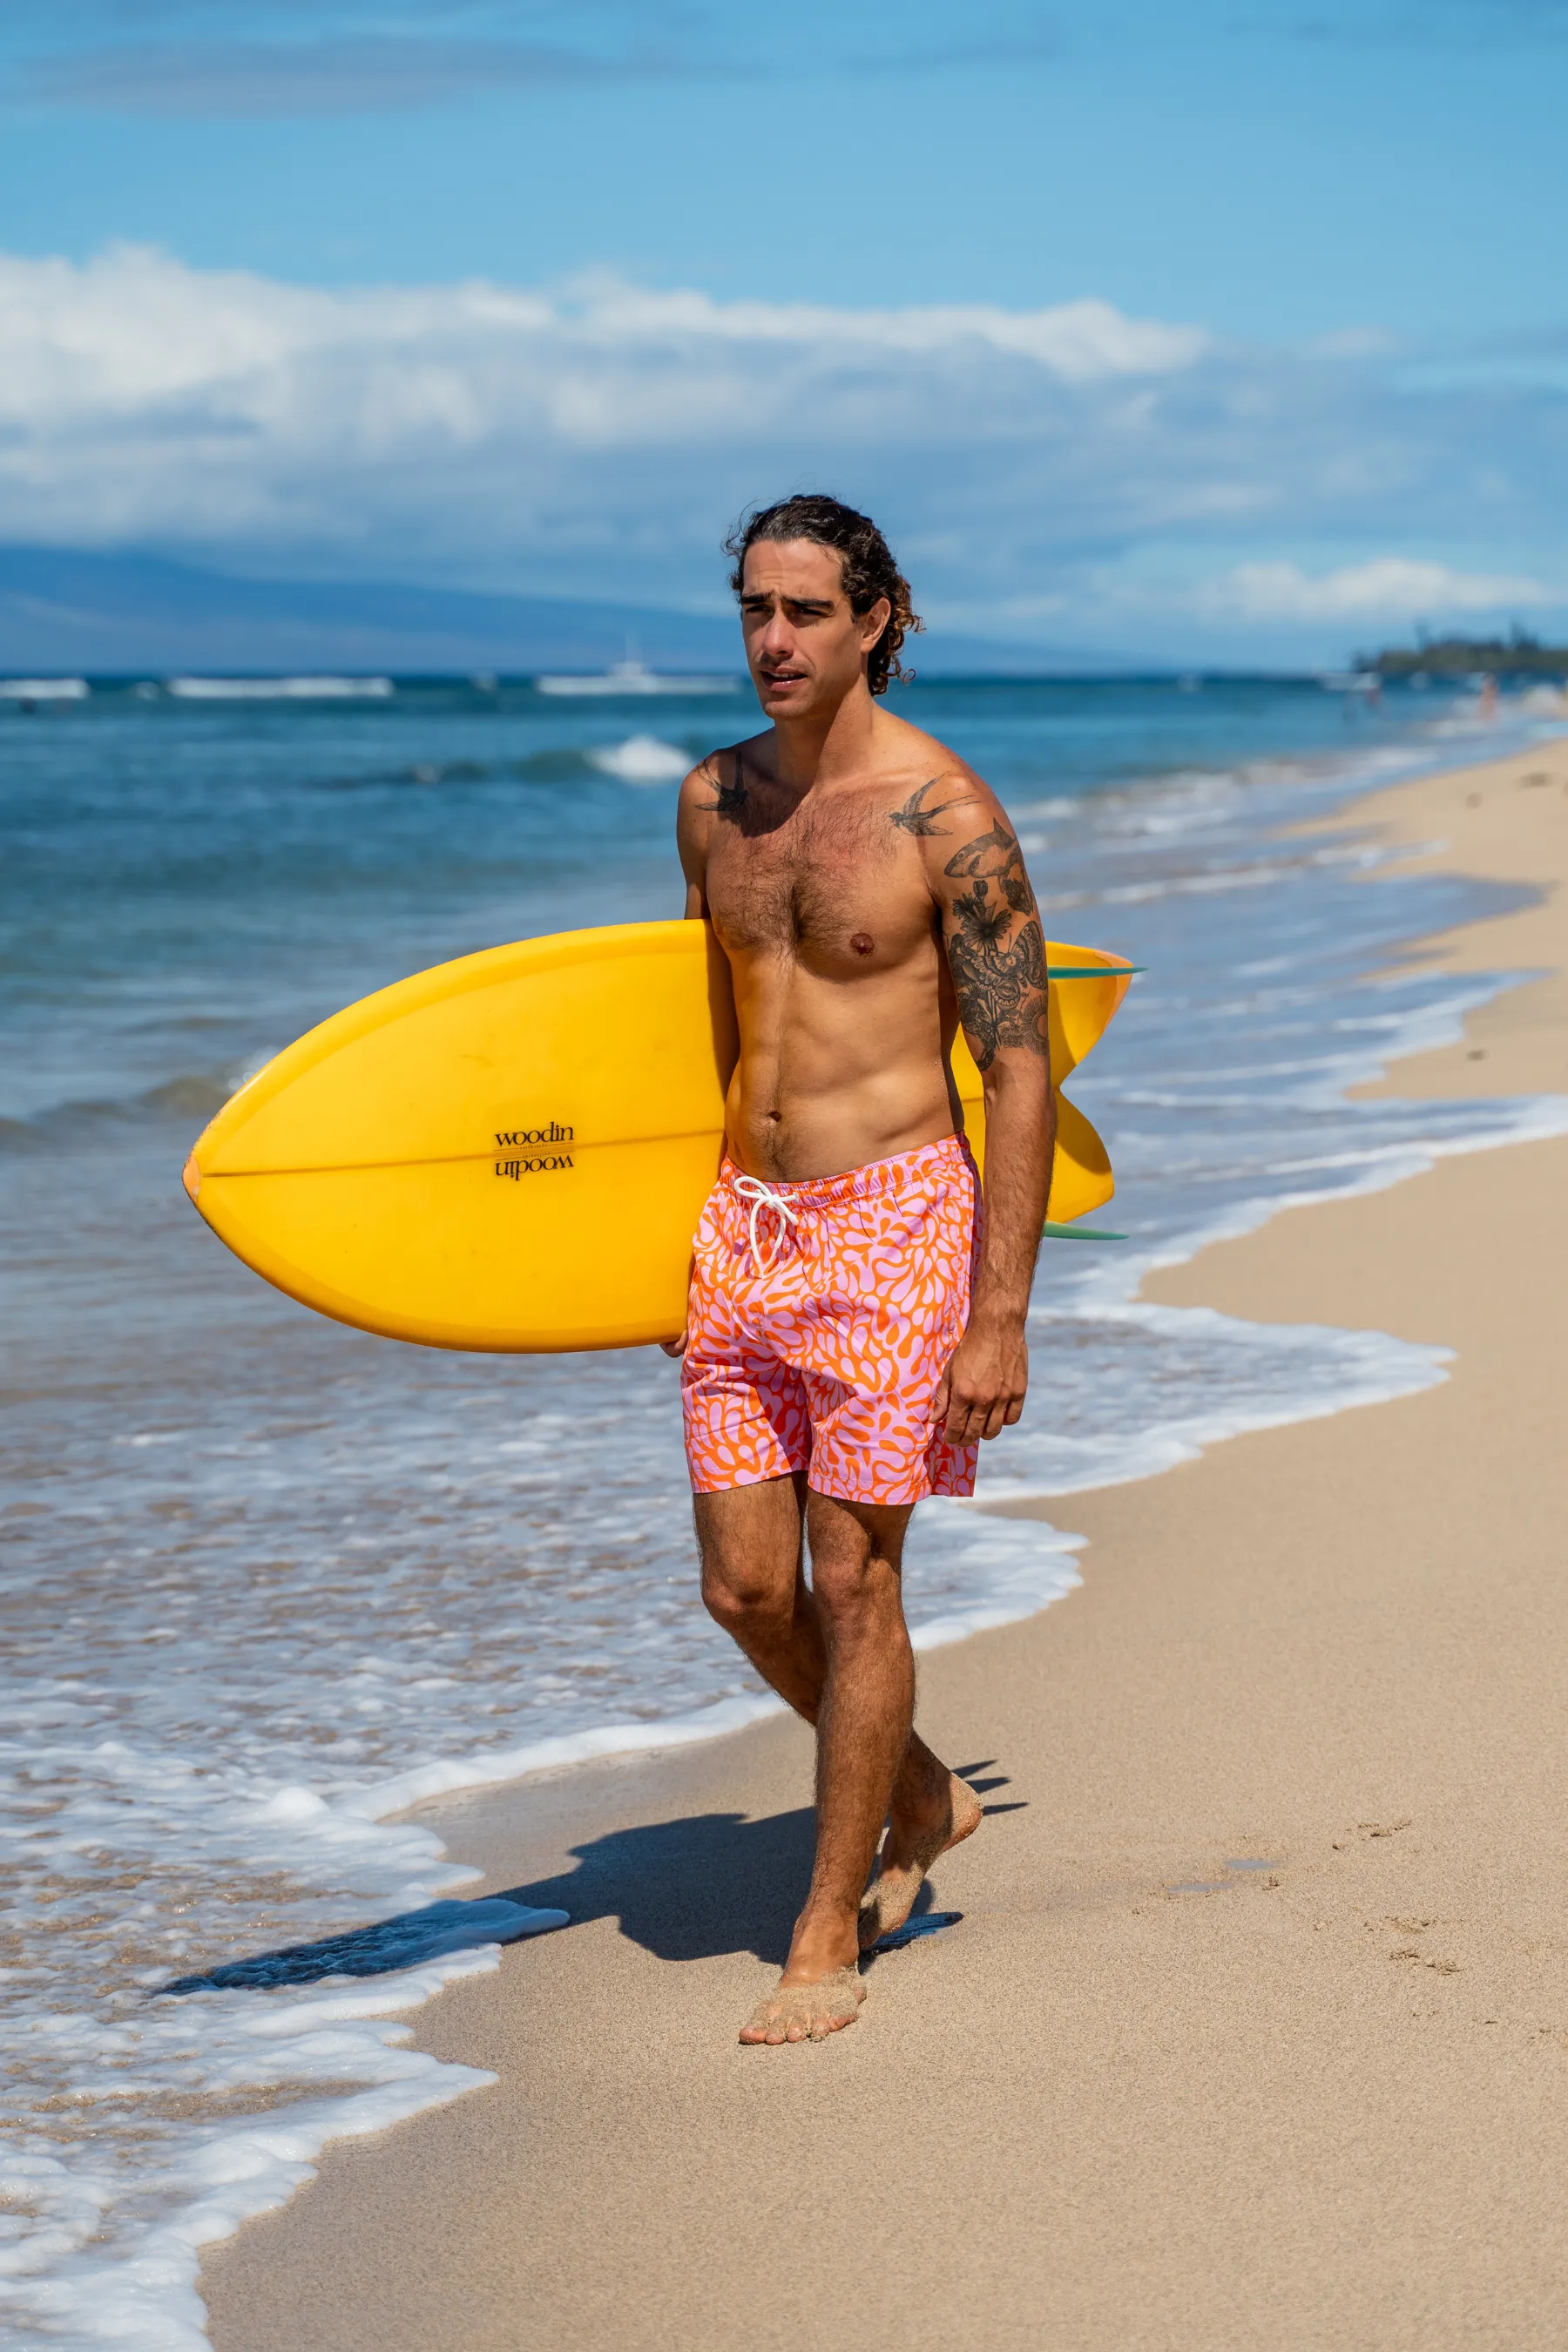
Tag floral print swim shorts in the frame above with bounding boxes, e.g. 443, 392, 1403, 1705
679, 1134, 982, 1506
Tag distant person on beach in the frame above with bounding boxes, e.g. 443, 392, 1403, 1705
663, 496, 1054, 2044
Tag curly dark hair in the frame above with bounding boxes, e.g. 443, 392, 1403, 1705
723, 493, 923, 695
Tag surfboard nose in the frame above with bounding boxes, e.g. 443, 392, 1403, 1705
182, 1152, 202, 1203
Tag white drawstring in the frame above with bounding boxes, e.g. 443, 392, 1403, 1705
730, 1173, 799, 1273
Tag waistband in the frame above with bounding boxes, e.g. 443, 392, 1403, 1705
718, 1132, 973, 1211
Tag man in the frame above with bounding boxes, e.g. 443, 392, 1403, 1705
667, 495, 1054, 2046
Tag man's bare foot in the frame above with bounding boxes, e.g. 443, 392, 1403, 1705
857, 1770, 983, 1949
739, 1965, 866, 2046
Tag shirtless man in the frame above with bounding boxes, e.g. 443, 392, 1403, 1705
669, 495, 1054, 2045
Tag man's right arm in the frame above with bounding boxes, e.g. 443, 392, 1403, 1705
676, 756, 718, 920
662, 758, 733, 1359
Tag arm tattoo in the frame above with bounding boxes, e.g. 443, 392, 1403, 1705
697, 748, 749, 819
889, 776, 977, 835
942, 820, 1037, 916
951, 881, 1010, 948
944, 822, 1051, 1069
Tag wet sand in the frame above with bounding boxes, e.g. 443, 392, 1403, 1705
203, 739, 1568, 2351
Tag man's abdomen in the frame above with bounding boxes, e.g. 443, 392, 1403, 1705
723, 966, 959, 1183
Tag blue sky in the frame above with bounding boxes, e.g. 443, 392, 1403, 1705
3, 0, 1566, 660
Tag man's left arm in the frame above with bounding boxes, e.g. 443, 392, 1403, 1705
927, 797, 1055, 1445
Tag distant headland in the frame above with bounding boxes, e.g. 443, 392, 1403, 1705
1355, 627, 1568, 679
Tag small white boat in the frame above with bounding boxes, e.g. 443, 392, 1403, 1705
534, 659, 738, 699
1318, 671, 1381, 693
0, 676, 90, 701
164, 676, 395, 701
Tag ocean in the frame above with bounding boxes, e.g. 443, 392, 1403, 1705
3, 672, 1566, 2349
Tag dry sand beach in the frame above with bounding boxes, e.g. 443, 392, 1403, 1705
203, 740, 1568, 2352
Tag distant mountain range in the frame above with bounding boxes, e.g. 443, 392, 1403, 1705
0, 545, 1132, 678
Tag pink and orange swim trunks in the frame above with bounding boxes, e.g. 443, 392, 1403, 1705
679, 1133, 982, 1507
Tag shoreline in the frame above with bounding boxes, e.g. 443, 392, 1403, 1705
202, 735, 1568, 2350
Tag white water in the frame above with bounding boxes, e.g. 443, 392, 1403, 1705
585, 732, 691, 781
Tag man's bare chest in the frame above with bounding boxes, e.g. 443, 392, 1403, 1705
706, 794, 933, 966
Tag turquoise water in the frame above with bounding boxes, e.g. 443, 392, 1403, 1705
0, 672, 1485, 1118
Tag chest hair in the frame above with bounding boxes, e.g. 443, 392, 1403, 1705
710, 787, 911, 956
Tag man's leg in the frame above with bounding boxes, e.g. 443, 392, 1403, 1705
700, 1490, 950, 2044
694, 1472, 820, 1718
788, 1492, 917, 1973
695, 1482, 980, 1963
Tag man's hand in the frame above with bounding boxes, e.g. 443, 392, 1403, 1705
933, 1312, 1029, 1447
659, 1331, 688, 1360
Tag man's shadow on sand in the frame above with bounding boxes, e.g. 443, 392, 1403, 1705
162, 1767, 1022, 1995
502, 1761, 1020, 1967
502, 1804, 822, 1968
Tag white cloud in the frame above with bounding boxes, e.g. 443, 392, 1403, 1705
0, 245, 1201, 431
0, 246, 1209, 564
0, 242, 1565, 655
1202, 557, 1555, 619
575, 287, 1207, 380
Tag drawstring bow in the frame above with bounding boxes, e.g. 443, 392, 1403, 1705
730, 1173, 799, 1273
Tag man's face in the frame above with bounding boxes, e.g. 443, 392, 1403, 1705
738, 539, 891, 723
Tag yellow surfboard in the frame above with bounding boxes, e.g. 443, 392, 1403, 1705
182, 921, 1132, 1353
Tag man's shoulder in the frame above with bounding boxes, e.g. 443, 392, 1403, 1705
677, 736, 733, 819
869, 710, 989, 800
872, 720, 1002, 847
679, 728, 773, 796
